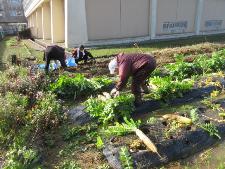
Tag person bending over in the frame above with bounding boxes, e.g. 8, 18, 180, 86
72, 45, 94, 64
43, 45, 67, 73
108, 53, 156, 106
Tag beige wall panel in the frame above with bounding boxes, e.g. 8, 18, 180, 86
157, 0, 196, 35
42, 2, 51, 40
50, 0, 65, 43
32, 12, 37, 37
121, 0, 150, 38
157, 0, 178, 35
201, 0, 225, 31
86, 0, 121, 40
36, 8, 43, 39
177, 0, 197, 33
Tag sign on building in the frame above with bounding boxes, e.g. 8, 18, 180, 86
162, 21, 188, 34
205, 20, 223, 31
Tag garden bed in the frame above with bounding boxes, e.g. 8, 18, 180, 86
103, 123, 225, 169
67, 68, 225, 168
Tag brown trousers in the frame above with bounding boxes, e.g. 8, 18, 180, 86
131, 60, 156, 96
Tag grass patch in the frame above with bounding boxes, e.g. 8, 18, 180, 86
0, 37, 30, 63
86, 34, 225, 57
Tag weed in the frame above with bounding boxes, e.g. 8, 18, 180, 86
96, 136, 104, 149
31, 92, 64, 135
97, 164, 111, 169
189, 108, 199, 124
217, 162, 225, 169
164, 120, 181, 139
199, 123, 221, 139
0, 92, 28, 144
119, 146, 134, 169
146, 117, 158, 125
55, 160, 81, 169
3, 144, 40, 169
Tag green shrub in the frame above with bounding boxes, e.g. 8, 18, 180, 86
0, 66, 48, 95
3, 144, 40, 169
56, 160, 81, 169
206, 50, 225, 72
0, 92, 28, 144
31, 92, 64, 134
5, 38, 17, 47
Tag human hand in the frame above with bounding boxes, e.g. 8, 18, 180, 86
110, 88, 120, 97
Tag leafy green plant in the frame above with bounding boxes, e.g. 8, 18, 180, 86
149, 76, 193, 100
56, 160, 81, 169
62, 124, 98, 145
209, 50, 225, 72
164, 120, 181, 139
0, 92, 28, 144
96, 136, 104, 149
91, 76, 113, 89
84, 94, 134, 126
102, 117, 141, 136
5, 37, 17, 47
31, 92, 64, 135
3, 145, 40, 169
102, 117, 161, 157
189, 108, 199, 124
146, 117, 158, 125
165, 50, 225, 80
49, 74, 112, 99
199, 123, 221, 139
97, 164, 111, 169
119, 146, 134, 169
166, 54, 200, 80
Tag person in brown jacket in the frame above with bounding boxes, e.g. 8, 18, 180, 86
109, 53, 156, 106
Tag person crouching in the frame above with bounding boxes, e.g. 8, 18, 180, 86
71, 45, 95, 64
108, 53, 156, 106
43, 45, 67, 73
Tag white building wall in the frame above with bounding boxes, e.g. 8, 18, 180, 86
65, 0, 88, 47
23, 0, 225, 47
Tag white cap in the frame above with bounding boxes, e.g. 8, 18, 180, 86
108, 58, 118, 74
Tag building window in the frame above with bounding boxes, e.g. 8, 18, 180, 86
16, 11, 23, 16
9, 10, 17, 16
10, 0, 21, 3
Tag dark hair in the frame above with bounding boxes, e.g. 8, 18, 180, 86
79, 45, 84, 50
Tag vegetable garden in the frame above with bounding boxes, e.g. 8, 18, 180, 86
0, 36, 225, 168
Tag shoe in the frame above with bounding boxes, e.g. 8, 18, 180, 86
141, 84, 150, 94
134, 94, 143, 107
